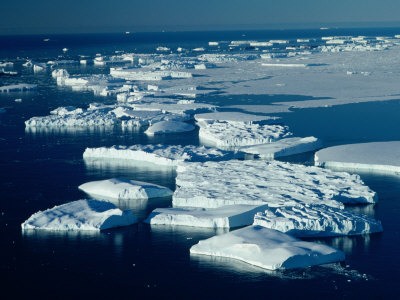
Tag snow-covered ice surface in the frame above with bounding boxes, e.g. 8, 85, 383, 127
83, 144, 244, 166
315, 142, 400, 175
144, 120, 195, 135
240, 136, 321, 159
21, 199, 137, 231
173, 160, 377, 208
190, 226, 345, 270
78, 178, 173, 200
145, 205, 269, 228
253, 203, 383, 237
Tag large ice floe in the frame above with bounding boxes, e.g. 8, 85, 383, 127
78, 178, 173, 200
315, 141, 400, 175
83, 144, 244, 167
190, 226, 345, 270
253, 203, 382, 237
21, 199, 137, 231
173, 160, 377, 209
145, 205, 269, 228
240, 136, 321, 159
144, 120, 195, 135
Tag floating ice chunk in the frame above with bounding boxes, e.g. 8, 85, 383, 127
173, 160, 377, 209
250, 42, 273, 47
131, 100, 216, 115
194, 64, 207, 70
195, 112, 278, 125
262, 63, 308, 68
83, 144, 244, 167
0, 84, 37, 93
51, 68, 69, 79
297, 39, 310, 43
0, 69, 17, 75
110, 68, 192, 80
208, 42, 219, 46
62, 48, 68, 52
145, 121, 195, 135
156, 46, 170, 51
326, 39, 345, 44
0, 62, 14, 68
198, 121, 290, 149
21, 199, 137, 231
240, 137, 321, 159
269, 40, 288, 44
145, 205, 269, 228
192, 47, 205, 52
315, 141, 400, 175
253, 203, 382, 237
22, 60, 33, 67
79, 178, 173, 200
190, 226, 345, 270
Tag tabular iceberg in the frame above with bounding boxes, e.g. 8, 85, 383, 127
144, 121, 195, 135
145, 205, 269, 228
315, 141, 400, 175
173, 160, 377, 208
190, 226, 345, 270
83, 144, 244, 167
253, 203, 382, 237
78, 178, 173, 200
21, 199, 137, 231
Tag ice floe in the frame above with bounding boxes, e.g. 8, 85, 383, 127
173, 160, 377, 208
0, 84, 37, 93
253, 203, 382, 237
79, 178, 173, 200
315, 141, 400, 175
144, 120, 195, 135
145, 205, 269, 228
190, 225, 345, 270
83, 144, 244, 167
240, 136, 321, 159
21, 199, 137, 231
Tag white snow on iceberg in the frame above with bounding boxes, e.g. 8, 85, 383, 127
253, 203, 383, 237
78, 178, 173, 200
190, 225, 345, 270
145, 120, 195, 135
83, 144, 244, 167
173, 160, 377, 208
145, 205, 269, 228
315, 141, 400, 175
21, 199, 137, 231
240, 136, 321, 159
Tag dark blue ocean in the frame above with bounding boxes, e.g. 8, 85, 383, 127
1, 28, 400, 299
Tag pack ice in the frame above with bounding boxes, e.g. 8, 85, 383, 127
83, 144, 244, 167
315, 141, 400, 175
144, 120, 195, 135
253, 203, 382, 237
190, 226, 345, 270
240, 136, 321, 159
173, 160, 377, 208
21, 199, 137, 231
145, 205, 269, 228
79, 178, 173, 200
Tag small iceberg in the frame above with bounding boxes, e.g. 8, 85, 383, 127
21, 199, 137, 231
144, 121, 195, 136
253, 203, 383, 237
79, 178, 173, 200
190, 226, 345, 270
315, 141, 400, 175
145, 205, 269, 228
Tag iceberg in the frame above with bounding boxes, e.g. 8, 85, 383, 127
315, 141, 400, 175
145, 205, 269, 228
21, 199, 137, 231
0, 84, 37, 93
253, 203, 383, 237
190, 226, 345, 270
78, 178, 173, 200
83, 144, 244, 167
131, 99, 217, 115
240, 136, 321, 159
144, 121, 195, 135
173, 160, 377, 208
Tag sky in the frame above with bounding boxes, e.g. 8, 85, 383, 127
1, 0, 400, 35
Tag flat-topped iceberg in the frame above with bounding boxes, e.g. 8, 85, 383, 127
145, 205, 269, 228
315, 141, 400, 175
83, 144, 244, 167
240, 136, 321, 159
0, 84, 37, 93
173, 160, 377, 208
190, 226, 345, 270
253, 203, 382, 237
21, 199, 137, 231
195, 112, 279, 125
79, 178, 173, 200
144, 121, 195, 135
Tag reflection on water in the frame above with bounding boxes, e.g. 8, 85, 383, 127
150, 223, 229, 236
345, 203, 377, 219
25, 125, 118, 136
22, 228, 101, 239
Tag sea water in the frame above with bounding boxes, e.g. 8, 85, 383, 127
1, 28, 400, 298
